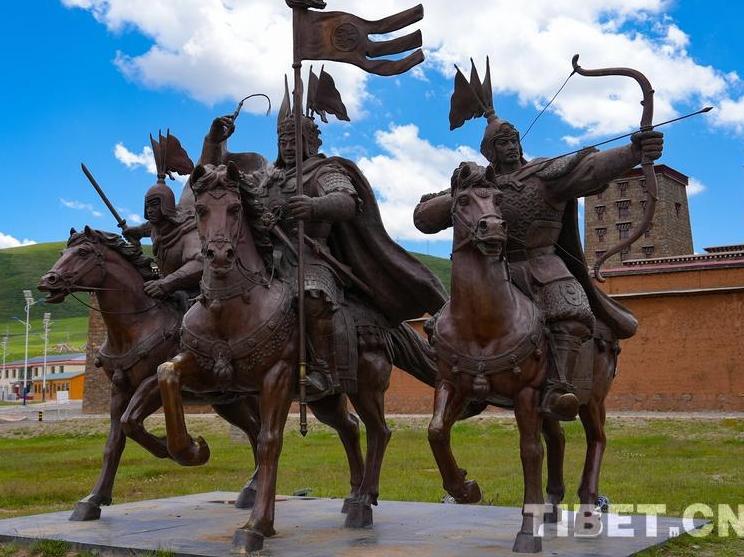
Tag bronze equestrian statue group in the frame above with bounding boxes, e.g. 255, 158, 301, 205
37, 1, 686, 554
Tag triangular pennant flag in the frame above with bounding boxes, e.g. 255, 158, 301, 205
164, 134, 194, 176
482, 56, 494, 114
150, 132, 193, 179
310, 68, 350, 123
277, 75, 293, 130
307, 66, 322, 120
449, 66, 485, 130
469, 59, 485, 107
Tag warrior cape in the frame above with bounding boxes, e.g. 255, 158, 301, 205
320, 156, 448, 325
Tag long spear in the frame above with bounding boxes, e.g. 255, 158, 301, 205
290, 6, 310, 437
287, 0, 425, 436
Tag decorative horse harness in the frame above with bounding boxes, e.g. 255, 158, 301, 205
432, 302, 545, 400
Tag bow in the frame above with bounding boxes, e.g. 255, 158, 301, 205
571, 54, 656, 282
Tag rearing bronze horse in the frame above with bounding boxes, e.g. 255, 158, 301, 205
38, 227, 263, 520
157, 162, 436, 553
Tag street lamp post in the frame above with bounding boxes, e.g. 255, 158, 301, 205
1, 334, 7, 401
42, 313, 51, 403
22, 290, 36, 406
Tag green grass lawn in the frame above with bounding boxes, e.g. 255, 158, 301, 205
0, 417, 742, 556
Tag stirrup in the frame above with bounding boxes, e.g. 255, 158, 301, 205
540, 382, 579, 421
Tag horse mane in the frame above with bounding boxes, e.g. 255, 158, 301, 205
450, 162, 498, 193
191, 164, 266, 218
68, 229, 158, 281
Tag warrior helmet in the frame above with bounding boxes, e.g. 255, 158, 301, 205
144, 131, 194, 220
479, 117, 526, 167
144, 181, 178, 221
275, 114, 322, 168
274, 69, 349, 168
449, 58, 527, 168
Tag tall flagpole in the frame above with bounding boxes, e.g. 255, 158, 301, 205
292, 6, 308, 437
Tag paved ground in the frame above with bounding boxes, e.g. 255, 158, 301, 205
0, 400, 82, 423
0, 492, 706, 557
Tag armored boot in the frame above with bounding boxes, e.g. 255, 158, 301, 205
305, 293, 339, 397
541, 331, 584, 421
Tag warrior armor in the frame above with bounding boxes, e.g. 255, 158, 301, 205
263, 149, 361, 394
414, 131, 642, 420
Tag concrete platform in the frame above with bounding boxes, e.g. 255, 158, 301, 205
0, 492, 703, 556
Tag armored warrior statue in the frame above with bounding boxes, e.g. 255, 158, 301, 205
414, 60, 663, 420
263, 76, 358, 394
201, 72, 445, 396
123, 132, 203, 302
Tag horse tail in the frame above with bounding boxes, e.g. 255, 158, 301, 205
385, 322, 438, 388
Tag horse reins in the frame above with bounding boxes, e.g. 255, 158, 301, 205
58, 242, 162, 316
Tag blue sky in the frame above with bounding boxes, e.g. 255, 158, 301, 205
1, 0, 743, 259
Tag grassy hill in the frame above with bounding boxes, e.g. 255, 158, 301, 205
0, 242, 88, 321
411, 252, 451, 292
0, 242, 451, 363
0, 242, 93, 362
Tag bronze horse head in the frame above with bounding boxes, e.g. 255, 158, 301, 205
190, 162, 246, 277
38, 226, 155, 303
449, 162, 506, 258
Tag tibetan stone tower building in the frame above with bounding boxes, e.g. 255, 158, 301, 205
584, 164, 694, 268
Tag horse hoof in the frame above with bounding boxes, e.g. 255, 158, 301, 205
512, 531, 542, 554
70, 501, 101, 521
172, 436, 211, 467
235, 487, 257, 510
596, 495, 610, 513
341, 496, 356, 514
231, 528, 264, 554
454, 480, 482, 504
344, 499, 373, 529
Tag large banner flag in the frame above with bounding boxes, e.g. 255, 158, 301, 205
286, 0, 425, 435
291, 2, 425, 76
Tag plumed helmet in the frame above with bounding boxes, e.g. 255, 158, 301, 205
275, 115, 322, 168
479, 117, 526, 167
144, 180, 177, 221
143, 130, 194, 221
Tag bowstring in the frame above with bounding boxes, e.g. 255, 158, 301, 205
521, 70, 576, 142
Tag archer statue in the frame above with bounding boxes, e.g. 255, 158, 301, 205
414, 58, 664, 421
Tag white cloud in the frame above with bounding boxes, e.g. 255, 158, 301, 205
117, 206, 146, 225
419, 1, 730, 141
0, 233, 36, 250
114, 143, 190, 185
357, 123, 485, 241
114, 143, 156, 174
61, 0, 370, 118
711, 96, 744, 134
60, 198, 103, 218
687, 177, 707, 197
127, 213, 145, 225
62, 0, 744, 137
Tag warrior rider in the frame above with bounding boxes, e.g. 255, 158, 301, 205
414, 115, 663, 420
123, 135, 203, 303
199, 81, 445, 396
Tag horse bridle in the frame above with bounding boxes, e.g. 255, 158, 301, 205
198, 188, 273, 291
450, 193, 505, 255
46, 241, 109, 294
52, 240, 161, 315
